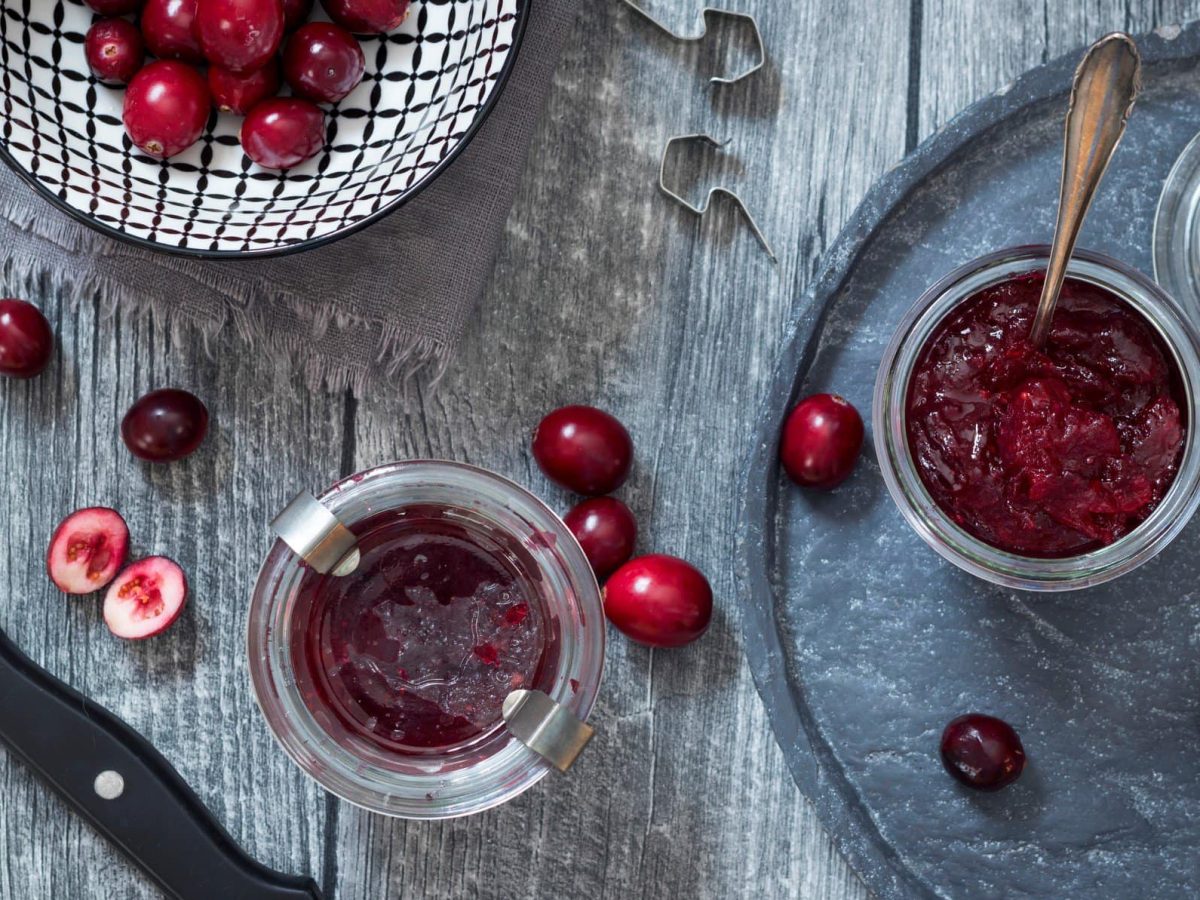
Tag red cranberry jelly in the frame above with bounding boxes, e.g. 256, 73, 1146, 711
906, 272, 1186, 558
291, 506, 550, 754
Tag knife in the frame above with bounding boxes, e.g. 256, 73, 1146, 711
0, 628, 323, 900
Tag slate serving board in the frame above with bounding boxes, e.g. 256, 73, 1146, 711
737, 23, 1200, 900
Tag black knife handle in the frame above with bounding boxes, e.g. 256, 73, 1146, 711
0, 629, 323, 900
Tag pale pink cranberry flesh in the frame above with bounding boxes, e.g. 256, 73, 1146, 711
122, 388, 209, 462
46, 508, 130, 595
532, 405, 633, 496
321, 0, 410, 34
779, 392, 864, 489
103, 557, 188, 640
940, 714, 1027, 791
85, 18, 145, 84
195, 0, 285, 74
209, 59, 281, 115
565, 497, 637, 579
281, 0, 313, 30
240, 97, 326, 168
603, 554, 712, 648
140, 0, 204, 63
123, 61, 211, 158
84, 0, 145, 13
0, 299, 53, 379
283, 21, 365, 103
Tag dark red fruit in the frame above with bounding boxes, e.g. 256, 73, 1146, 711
779, 393, 864, 489
121, 388, 209, 462
84, 0, 145, 13
940, 714, 1027, 791
195, 0, 285, 74
85, 19, 145, 84
123, 61, 210, 159
281, 0, 313, 30
321, 0, 410, 34
565, 497, 637, 580
140, 0, 204, 63
283, 21, 365, 104
47, 508, 130, 595
0, 299, 53, 379
240, 97, 325, 169
209, 59, 281, 115
603, 554, 712, 648
532, 406, 633, 496
104, 557, 188, 639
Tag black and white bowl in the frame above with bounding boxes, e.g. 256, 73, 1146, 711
0, 0, 529, 258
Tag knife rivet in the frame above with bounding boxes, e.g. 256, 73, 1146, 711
94, 770, 125, 800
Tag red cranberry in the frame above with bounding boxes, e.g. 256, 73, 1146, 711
195, 0, 285, 74
84, 0, 144, 13
209, 59, 281, 115
283, 22, 365, 104
281, 0, 313, 30
123, 61, 210, 158
603, 555, 712, 648
85, 19, 145, 85
565, 497, 637, 580
779, 393, 863, 489
122, 389, 209, 462
0, 299, 53, 379
940, 714, 1027, 791
140, 0, 204, 63
532, 405, 633, 496
321, 0, 410, 34
240, 97, 325, 169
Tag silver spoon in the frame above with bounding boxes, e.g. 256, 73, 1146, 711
1029, 33, 1142, 348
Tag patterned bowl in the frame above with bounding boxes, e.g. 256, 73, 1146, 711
0, 0, 529, 258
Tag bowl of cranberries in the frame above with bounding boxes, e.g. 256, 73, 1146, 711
0, 0, 530, 257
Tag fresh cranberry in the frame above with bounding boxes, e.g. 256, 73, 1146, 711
140, 0, 204, 63
84, 0, 145, 13
240, 97, 325, 169
321, 0, 411, 34
940, 714, 1027, 791
209, 59, 281, 115
85, 19, 145, 85
47, 508, 130, 595
0, 299, 53, 379
532, 405, 633, 496
779, 393, 863, 489
104, 556, 188, 639
195, 0, 285, 74
281, 0, 313, 30
123, 61, 210, 158
565, 497, 637, 579
283, 22, 365, 104
121, 388, 209, 462
603, 554, 712, 648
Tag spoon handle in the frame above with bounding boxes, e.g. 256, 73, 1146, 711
1029, 33, 1141, 347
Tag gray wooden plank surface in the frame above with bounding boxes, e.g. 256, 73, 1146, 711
2, 1, 1199, 898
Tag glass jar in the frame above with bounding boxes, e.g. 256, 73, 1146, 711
874, 246, 1200, 592
247, 461, 604, 818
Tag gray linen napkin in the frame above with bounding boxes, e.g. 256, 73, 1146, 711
0, 0, 579, 395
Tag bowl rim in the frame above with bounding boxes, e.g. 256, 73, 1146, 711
0, 0, 533, 261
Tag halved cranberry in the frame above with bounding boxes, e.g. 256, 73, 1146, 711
281, 0, 313, 30
123, 61, 210, 159
85, 0, 145, 13
940, 713, 1027, 791
195, 0, 285, 74
283, 21, 365, 104
0, 299, 53, 379
122, 388, 209, 462
209, 59, 281, 115
603, 554, 712, 648
321, 0, 411, 33
104, 557, 188, 640
532, 405, 633, 496
140, 0, 204, 63
85, 18, 145, 85
240, 97, 325, 169
565, 497, 637, 579
47, 508, 130, 595
779, 393, 864, 489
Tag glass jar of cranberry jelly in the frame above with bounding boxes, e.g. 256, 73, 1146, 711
248, 461, 604, 818
875, 247, 1200, 592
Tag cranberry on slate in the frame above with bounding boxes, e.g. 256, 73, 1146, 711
779, 393, 864, 489
565, 497, 637, 580
603, 554, 712, 648
195, 0, 285, 74
84, 0, 145, 13
283, 21, 365, 104
281, 0, 314, 30
940, 713, 1027, 791
123, 61, 210, 158
85, 19, 145, 84
140, 0, 204, 63
321, 0, 411, 34
122, 388, 210, 462
532, 405, 633, 496
0, 299, 53, 379
209, 59, 281, 115
241, 97, 325, 169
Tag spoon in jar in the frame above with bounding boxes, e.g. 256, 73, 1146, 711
1028, 32, 1141, 347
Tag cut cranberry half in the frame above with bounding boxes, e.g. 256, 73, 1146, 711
123, 61, 211, 159
283, 21, 365, 104
85, 19, 145, 85
603, 554, 712, 648
0, 299, 54, 379
241, 97, 326, 169
47, 508, 130, 595
195, 0, 285, 74
85, 0, 145, 13
209, 59, 281, 115
940, 713, 1027, 791
532, 405, 634, 496
140, 0, 204, 63
779, 393, 864, 489
104, 557, 188, 640
565, 497, 637, 579
321, 0, 411, 34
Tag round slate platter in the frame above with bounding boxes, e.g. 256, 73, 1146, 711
737, 23, 1200, 900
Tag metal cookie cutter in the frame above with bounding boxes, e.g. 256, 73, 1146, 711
660, 133, 777, 262
621, 0, 766, 86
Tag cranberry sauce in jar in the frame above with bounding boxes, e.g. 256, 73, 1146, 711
905, 271, 1186, 558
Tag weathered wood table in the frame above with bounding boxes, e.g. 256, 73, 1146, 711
3, 1, 1198, 897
